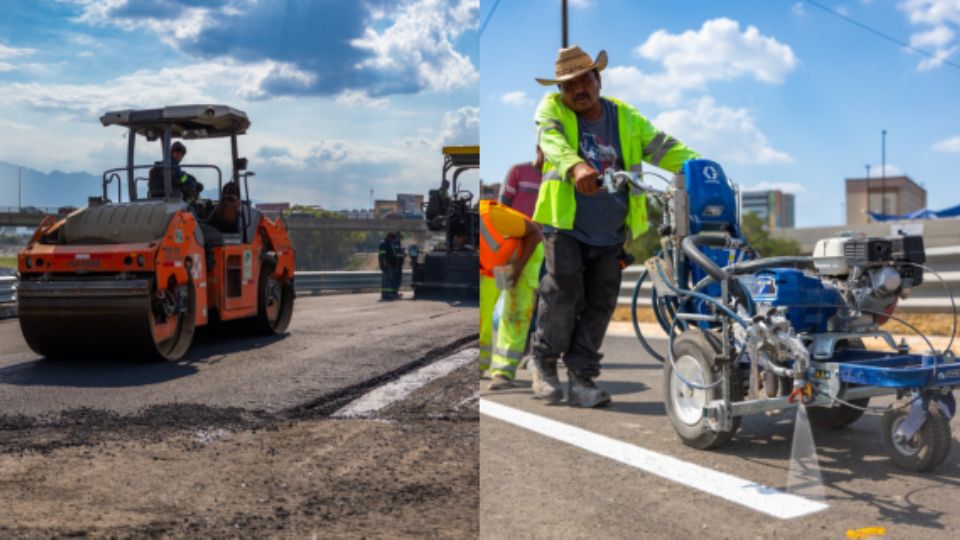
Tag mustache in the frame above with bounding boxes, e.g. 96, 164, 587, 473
575, 92, 590, 101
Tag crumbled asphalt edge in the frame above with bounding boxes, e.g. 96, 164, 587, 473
0, 404, 274, 456
282, 333, 479, 420
0, 333, 479, 454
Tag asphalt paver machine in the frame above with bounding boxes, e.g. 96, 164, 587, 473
17, 105, 295, 361
413, 145, 479, 302
622, 159, 958, 471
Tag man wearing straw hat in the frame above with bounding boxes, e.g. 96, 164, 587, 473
528, 45, 699, 407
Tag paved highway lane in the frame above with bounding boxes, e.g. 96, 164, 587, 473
0, 293, 476, 416
481, 334, 960, 539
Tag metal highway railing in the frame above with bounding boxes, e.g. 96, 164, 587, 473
620, 246, 960, 313
0, 271, 411, 319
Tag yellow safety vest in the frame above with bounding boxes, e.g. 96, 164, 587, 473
533, 94, 698, 239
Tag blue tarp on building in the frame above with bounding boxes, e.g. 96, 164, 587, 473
867, 203, 960, 221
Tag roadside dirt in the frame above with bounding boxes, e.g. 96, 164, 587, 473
614, 305, 960, 339
0, 357, 479, 538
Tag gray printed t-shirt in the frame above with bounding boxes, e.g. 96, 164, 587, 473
559, 98, 629, 247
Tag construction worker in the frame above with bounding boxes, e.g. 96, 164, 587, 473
378, 231, 400, 300
391, 231, 405, 298
529, 45, 699, 407
148, 141, 203, 202
479, 199, 544, 390
500, 146, 544, 218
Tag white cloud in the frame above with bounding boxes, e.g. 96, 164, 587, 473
0, 42, 38, 72
792, 2, 806, 16
335, 90, 390, 109
0, 59, 313, 117
500, 91, 532, 107
652, 97, 793, 165
933, 135, 960, 152
439, 106, 479, 146
569, 0, 594, 8
352, 0, 479, 92
604, 18, 796, 107
899, 0, 960, 70
743, 181, 807, 194
866, 164, 904, 177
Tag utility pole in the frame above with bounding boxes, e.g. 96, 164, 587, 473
562, 0, 568, 47
865, 164, 870, 222
881, 129, 887, 216
18, 166, 22, 211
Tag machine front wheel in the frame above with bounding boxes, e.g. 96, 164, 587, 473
254, 269, 295, 335
881, 400, 953, 472
664, 329, 741, 449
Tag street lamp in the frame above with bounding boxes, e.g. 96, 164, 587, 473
881, 129, 887, 217
865, 164, 870, 222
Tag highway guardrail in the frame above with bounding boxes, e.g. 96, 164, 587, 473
620, 246, 960, 313
0, 271, 411, 319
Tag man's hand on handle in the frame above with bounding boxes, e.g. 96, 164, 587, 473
571, 162, 600, 195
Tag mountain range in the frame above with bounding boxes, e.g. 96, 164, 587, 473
0, 162, 101, 210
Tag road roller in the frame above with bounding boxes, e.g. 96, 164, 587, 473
16, 105, 296, 361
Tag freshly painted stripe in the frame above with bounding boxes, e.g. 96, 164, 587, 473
333, 349, 477, 418
479, 399, 828, 520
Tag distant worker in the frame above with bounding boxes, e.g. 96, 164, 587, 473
391, 231, 405, 299
479, 199, 544, 390
206, 182, 242, 233
500, 146, 544, 218
149, 141, 203, 202
528, 45, 699, 407
379, 231, 400, 300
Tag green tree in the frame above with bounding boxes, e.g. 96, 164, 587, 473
624, 205, 801, 264
739, 212, 802, 257
286, 206, 367, 270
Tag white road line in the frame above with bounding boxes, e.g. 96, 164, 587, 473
332, 348, 477, 418
480, 399, 828, 520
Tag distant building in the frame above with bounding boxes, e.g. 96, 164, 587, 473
374, 199, 400, 218
741, 189, 795, 229
397, 193, 425, 218
480, 181, 501, 201
256, 202, 290, 219
845, 175, 926, 226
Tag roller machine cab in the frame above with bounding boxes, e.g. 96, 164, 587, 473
413, 146, 479, 302
17, 105, 296, 361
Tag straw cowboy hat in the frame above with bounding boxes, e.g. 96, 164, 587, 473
536, 45, 608, 86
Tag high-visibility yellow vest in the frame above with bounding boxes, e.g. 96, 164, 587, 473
533, 94, 698, 239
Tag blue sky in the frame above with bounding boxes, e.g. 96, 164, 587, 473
0, 0, 479, 209
480, 0, 960, 227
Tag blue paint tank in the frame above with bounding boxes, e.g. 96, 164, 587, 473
748, 268, 842, 333
683, 159, 741, 238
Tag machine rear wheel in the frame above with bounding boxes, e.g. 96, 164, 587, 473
254, 270, 294, 335
664, 329, 741, 449
881, 400, 953, 471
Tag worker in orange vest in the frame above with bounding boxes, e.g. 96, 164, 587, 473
479, 199, 544, 390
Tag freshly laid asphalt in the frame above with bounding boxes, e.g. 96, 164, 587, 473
0, 293, 476, 417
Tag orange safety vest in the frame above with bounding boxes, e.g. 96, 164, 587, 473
479, 200, 523, 278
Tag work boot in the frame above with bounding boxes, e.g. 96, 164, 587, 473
567, 370, 611, 408
487, 374, 513, 391
529, 357, 563, 404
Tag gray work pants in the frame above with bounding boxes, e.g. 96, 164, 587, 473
530, 233, 622, 378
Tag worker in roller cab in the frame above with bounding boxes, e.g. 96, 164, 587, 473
479, 197, 544, 390
528, 45, 699, 407
149, 141, 203, 203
